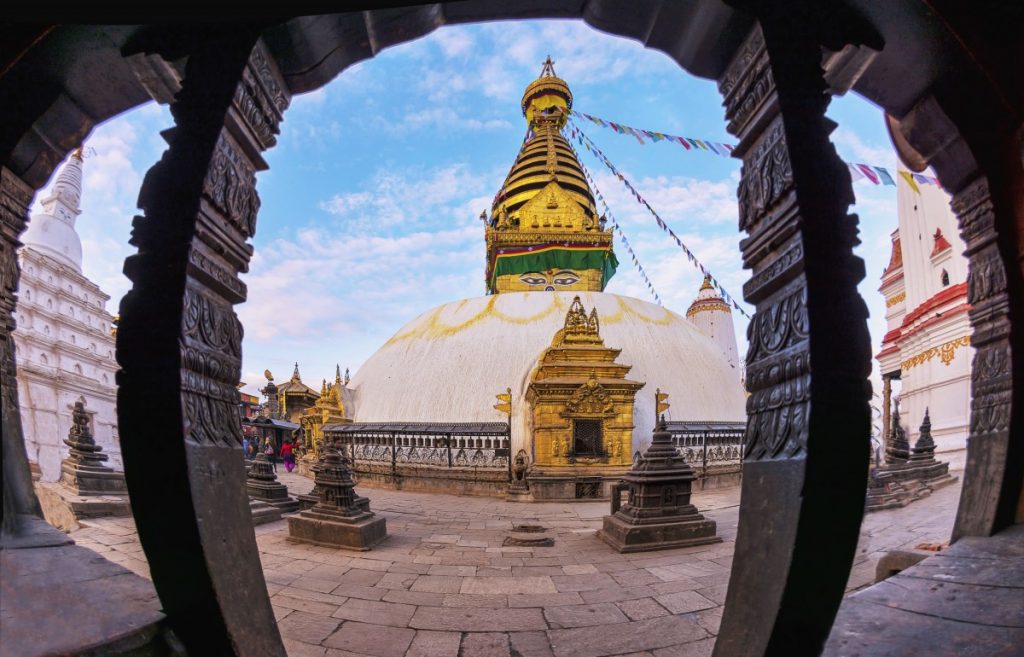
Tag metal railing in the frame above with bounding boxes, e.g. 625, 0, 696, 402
323, 422, 511, 474
663, 421, 746, 472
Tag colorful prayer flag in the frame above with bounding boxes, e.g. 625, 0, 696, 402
874, 167, 896, 186
898, 170, 921, 194
855, 164, 881, 184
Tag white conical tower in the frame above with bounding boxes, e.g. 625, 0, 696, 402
686, 276, 740, 376
21, 146, 85, 271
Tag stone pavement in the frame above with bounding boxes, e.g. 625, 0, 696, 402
69, 469, 964, 657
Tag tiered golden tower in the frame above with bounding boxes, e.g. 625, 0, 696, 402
485, 57, 617, 294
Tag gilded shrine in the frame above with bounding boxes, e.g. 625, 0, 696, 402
298, 365, 351, 458
527, 297, 643, 498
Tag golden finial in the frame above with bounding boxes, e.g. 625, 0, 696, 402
264, 369, 273, 381
699, 275, 713, 292
540, 55, 556, 78
71, 145, 85, 161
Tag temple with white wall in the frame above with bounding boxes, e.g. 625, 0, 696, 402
12, 147, 121, 481
876, 172, 971, 468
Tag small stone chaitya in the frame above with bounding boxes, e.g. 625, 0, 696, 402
287, 448, 386, 550
866, 405, 956, 511
599, 416, 720, 553
246, 453, 300, 513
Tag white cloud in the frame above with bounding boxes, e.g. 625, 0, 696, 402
832, 128, 898, 171
397, 107, 512, 132
589, 169, 738, 228
318, 163, 495, 229
434, 29, 473, 58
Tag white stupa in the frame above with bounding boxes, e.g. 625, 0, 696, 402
350, 291, 746, 456
346, 61, 745, 463
686, 275, 741, 377
12, 147, 121, 481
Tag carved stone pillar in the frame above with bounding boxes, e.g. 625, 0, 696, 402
713, 19, 872, 657
0, 166, 47, 539
950, 177, 1016, 539
117, 33, 290, 655
881, 374, 892, 454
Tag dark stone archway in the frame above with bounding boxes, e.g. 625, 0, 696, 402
1, 3, 1021, 656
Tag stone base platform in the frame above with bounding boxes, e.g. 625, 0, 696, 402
250, 499, 283, 525
249, 486, 301, 514
598, 510, 722, 553
35, 481, 130, 532
60, 460, 128, 496
866, 461, 958, 512
527, 470, 629, 501
824, 524, 1024, 656
287, 507, 387, 551
0, 519, 174, 657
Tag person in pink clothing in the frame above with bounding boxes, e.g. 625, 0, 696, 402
280, 439, 295, 473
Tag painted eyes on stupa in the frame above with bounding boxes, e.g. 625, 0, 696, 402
551, 272, 580, 286
519, 271, 580, 287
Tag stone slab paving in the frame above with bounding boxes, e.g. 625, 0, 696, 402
68, 469, 964, 657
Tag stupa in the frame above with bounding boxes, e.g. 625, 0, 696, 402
336, 58, 746, 500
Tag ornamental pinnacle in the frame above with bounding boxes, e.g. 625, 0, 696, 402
656, 388, 670, 415
494, 388, 512, 414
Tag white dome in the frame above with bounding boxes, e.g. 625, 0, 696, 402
21, 211, 83, 271
350, 291, 746, 455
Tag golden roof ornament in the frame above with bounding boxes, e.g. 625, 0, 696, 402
521, 56, 572, 127
264, 369, 274, 381
485, 60, 616, 295
559, 296, 603, 345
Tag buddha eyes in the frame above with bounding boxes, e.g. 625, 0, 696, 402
552, 271, 579, 286
518, 271, 580, 286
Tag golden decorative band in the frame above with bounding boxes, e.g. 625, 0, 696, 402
886, 291, 906, 307
686, 301, 731, 317
900, 334, 971, 370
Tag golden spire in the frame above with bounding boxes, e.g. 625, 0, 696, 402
700, 275, 713, 292
71, 145, 85, 161
485, 59, 616, 295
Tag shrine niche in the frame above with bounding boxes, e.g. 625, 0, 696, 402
526, 296, 643, 500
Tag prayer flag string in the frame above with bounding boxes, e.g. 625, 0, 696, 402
570, 109, 942, 193
563, 138, 663, 306
568, 121, 752, 319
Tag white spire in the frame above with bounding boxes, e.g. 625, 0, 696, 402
21, 146, 86, 271
686, 276, 740, 376
40, 146, 84, 223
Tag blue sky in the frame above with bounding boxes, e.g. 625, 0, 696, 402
43, 19, 922, 400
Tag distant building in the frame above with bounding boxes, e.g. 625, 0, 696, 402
12, 148, 121, 481
276, 362, 320, 424
877, 172, 971, 466
239, 387, 261, 440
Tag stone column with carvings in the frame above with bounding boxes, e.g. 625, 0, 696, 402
713, 14, 873, 657
0, 167, 46, 538
117, 33, 290, 655
950, 177, 1015, 539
